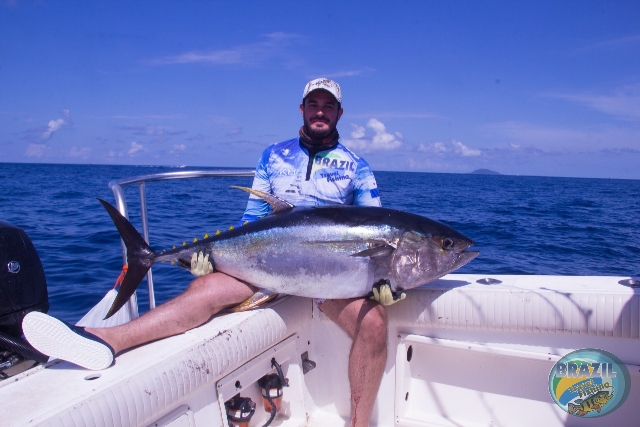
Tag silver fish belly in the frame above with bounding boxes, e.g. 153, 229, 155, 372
211, 224, 396, 299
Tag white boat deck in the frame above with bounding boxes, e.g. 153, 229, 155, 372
3, 274, 640, 426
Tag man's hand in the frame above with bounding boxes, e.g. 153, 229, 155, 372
190, 251, 213, 277
369, 279, 406, 306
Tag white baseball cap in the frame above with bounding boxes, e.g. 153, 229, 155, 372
302, 78, 342, 104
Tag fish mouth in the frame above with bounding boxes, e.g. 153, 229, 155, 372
451, 250, 479, 271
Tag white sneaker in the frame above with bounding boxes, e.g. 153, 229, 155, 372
22, 312, 115, 370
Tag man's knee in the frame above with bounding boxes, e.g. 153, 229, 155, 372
185, 272, 256, 308
358, 303, 388, 351
187, 273, 217, 290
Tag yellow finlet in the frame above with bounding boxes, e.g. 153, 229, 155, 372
204, 233, 210, 239
172, 245, 177, 249
193, 237, 198, 242
171, 260, 175, 265
228, 225, 235, 230
215, 230, 221, 235
182, 242, 187, 246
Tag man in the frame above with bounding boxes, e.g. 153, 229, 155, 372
24, 78, 402, 427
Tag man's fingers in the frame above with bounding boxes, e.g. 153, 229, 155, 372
190, 251, 211, 277
380, 284, 392, 305
203, 254, 213, 274
370, 282, 406, 306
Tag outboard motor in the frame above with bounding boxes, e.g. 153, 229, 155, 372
0, 221, 49, 375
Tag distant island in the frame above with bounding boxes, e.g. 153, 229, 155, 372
470, 168, 501, 175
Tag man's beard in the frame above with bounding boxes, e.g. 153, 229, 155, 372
304, 118, 335, 139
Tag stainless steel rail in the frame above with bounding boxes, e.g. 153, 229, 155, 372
108, 169, 255, 310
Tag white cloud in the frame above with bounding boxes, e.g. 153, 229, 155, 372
482, 120, 640, 152
543, 83, 640, 120
350, 124, 365, 139
42, 118, 65, 139
485, 121, 587, 142
451, 140, 481, 156
418, 140, 481, 157
157, 50, 241, 65
408, 157, 466, 172
346, 111, 446, 120
110, 114, 183, 120
150, 32, 301, 66
579, 33, 640, 51
418, 141, 448, 154
322, 67, 376, 78
341, 118, 402, 152
69, 146, 91, 157
170, 144, 186, 154
128, 141, 144, 156
25, 143, 47, 157
343, 138, 368, 151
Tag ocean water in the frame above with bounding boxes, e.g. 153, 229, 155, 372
1, 163, 638, 322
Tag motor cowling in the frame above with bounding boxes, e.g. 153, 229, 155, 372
0, 221, 49, 339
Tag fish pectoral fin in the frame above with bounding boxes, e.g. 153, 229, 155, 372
351, 244, 396, 258
230, 186, 294, 213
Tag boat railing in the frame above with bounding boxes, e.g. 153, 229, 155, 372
108, 169, 255, 310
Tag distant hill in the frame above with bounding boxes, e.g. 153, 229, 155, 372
470, 169, 501, 175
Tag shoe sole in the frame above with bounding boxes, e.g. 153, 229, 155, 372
22, 312, 114, 370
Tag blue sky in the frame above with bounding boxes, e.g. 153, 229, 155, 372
1, 1, 639, 179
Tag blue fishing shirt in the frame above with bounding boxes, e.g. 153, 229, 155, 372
240, 137, 381, 223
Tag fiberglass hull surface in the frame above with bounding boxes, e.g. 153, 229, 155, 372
3, 274, 640, 427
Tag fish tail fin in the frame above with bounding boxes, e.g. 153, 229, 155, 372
98, 198, 157, 319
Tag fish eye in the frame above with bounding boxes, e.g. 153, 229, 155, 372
442, 238, 455, 250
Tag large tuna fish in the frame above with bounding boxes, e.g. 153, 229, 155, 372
100, 187, 478, 318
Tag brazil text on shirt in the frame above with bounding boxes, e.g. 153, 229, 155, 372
315, 156, 356, 171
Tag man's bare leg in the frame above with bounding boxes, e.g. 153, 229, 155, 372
320, 298, 388, 427
87, 272, 256, 354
